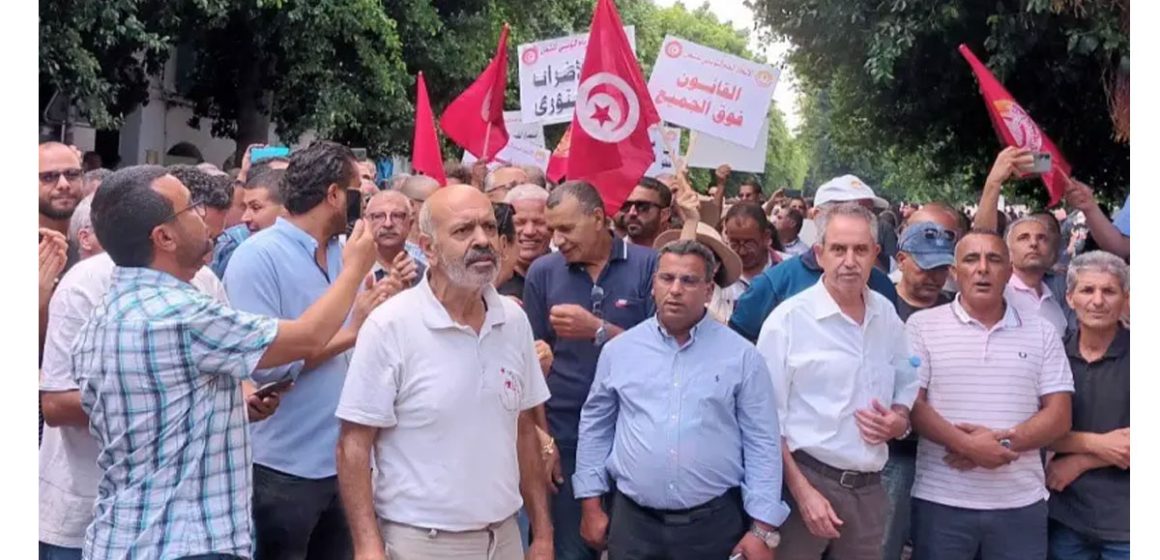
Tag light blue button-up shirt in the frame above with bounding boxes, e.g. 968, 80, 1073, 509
573, 314, 791, 526
224, 217, 348, 479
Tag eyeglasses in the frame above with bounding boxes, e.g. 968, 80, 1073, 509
656, 272, 708, 287
366, 211, 410, 223
590, 285, 605, 319
728, 238, 763, 252
157, 200, 207, 226
921, 228, 957, 242
621, 200, 659, 213
487, 181, 521, 195
40, 169, 83, 185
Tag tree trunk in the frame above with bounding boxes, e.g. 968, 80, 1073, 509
233, 54, 271, 166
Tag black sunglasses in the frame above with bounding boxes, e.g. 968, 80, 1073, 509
590, 285, 605, 319
922, 228, 957, 242
40, 169, 83, 185
621, 200, 659, 213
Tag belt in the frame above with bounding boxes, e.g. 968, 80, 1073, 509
619, 487, 741, 526
792, 451, 881, 490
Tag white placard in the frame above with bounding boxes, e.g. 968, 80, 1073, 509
505, 111, 545, 148
685, 119, 770, 173
647, 35, 779, 149
517, 26, 636, 125
463, 136, 552, 171
645, 126, 683, 178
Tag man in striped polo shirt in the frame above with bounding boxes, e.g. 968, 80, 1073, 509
908, 230, 1073, 560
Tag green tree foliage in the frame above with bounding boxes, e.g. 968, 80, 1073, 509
752, 0, 1129, 206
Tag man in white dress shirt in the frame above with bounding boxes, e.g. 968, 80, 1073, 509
335, 185, 553, 560
757, 202, 918, 560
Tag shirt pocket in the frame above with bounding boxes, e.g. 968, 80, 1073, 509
482, 365, 525, 414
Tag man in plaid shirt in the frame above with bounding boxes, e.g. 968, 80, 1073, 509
70, 164, 377, 560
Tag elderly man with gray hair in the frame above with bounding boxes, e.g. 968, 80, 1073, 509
1045, 250, 1130, 559
484, 165, 530, 202
68, 194, 102, 260
500, 184, 552, 298
757, 202, 916, 560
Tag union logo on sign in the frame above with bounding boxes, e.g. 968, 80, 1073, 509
756, 70, 775, 87
664, 41, 683, 59
521, 47, 539, 66
994, 100, 1043, 151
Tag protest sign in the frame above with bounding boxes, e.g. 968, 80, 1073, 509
645, 126, 683, 178
517, 26, 636, 125
685, 119, 770, 173
463, 136, 552, 171
505, 111, 545, 148
647, 36, 779, 149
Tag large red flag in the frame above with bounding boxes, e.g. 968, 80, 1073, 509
439, 24, 510, 161
546, 125, 572, 183
959, 44, 1071, 205
412, 72, 447, 185
566, 0, 661, 216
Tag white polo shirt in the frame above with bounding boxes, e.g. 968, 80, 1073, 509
1004, 273, 1067, 338
336, 274, 550, 531
39, 253, 227, 549
906, 298, 1073, 510
757, 279, 918, 472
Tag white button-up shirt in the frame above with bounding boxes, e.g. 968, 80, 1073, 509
756, 279, 918, 472
335, 274, 550, 531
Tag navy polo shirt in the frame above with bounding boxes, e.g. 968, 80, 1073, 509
523, 235, 658, 443
728, 251, 898, 342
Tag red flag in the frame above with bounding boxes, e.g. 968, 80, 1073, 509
959, 44, 1071, 205
566, 0, 661, 215
546, 125, 573, 183
412, 72, 447, 186
439, 24, 510, 161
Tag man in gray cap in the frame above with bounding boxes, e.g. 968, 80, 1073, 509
880, 220, 956, 560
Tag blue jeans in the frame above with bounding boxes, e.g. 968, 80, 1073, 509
881, 451, 916, 560
1049, 520, 1129, 560
39, 543, 81, 560
252, 465, 352, 560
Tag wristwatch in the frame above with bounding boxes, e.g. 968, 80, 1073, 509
999, 437, 1012, 449
594, 321, 609, 346
750, 524, 780, 549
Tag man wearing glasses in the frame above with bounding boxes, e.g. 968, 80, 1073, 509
364, 190, 423, 288
621, 177, 672, 250
574, 240, 788, 560
523, 181, 659, 560
483, 165, 531, 203
39, 142, 84, 269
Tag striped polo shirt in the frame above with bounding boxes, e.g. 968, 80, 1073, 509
906, 297, 1073, 510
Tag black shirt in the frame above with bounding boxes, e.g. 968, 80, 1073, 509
1049, 327, 1130, 542
498, 270, 526, 300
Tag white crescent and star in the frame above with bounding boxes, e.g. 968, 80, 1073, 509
575, 72, 640, 143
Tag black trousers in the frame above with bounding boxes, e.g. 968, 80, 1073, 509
607, 488, 747, 560
252, 464, 353, 560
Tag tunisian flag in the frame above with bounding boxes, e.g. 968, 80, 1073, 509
566, 0, 661, 215
411, 72, 447, 185
546, 125, 572, 183
959, 44, 1071, 205
439, 24, 510, 161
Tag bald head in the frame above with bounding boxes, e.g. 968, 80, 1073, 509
419, 184, 500, 289
908, 202, 963, 238
400, 175, 439, 202
39, 142, 84, 221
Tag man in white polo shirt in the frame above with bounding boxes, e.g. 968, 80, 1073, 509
335, 184, 553, 560
757, 202, 917, 560
908, 230, 1073, 560
1004, 217, 1068, 338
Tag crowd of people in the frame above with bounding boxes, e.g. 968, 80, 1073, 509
38, 138, 1129, 560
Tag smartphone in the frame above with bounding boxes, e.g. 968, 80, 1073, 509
251, 146, 290, 163
1028, 152, 1052, 174
253, 378, 293, 399
347, 188, 364, 225
351, 147, 368, 160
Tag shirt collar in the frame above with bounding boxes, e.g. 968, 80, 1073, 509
273, 217, 327, 255
800, 250, 821, 271
1009, 273, 1053, 302
417, 271, 508, 331
654, 310, 714, 345
807, 277, 878, 322
111, 266, 195, 291
1064, 325, 1129, 361
568, 233, 628, 271
951, 293, 1022, 329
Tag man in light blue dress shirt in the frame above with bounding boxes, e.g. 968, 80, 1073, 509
574, 240, 789, 560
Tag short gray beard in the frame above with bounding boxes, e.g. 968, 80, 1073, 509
442, 249, 498, 290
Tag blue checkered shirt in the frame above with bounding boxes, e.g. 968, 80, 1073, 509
71, 267, 278, 560
210, 224, 251, 279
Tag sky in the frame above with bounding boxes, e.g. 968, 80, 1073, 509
652, 0, 801, 132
